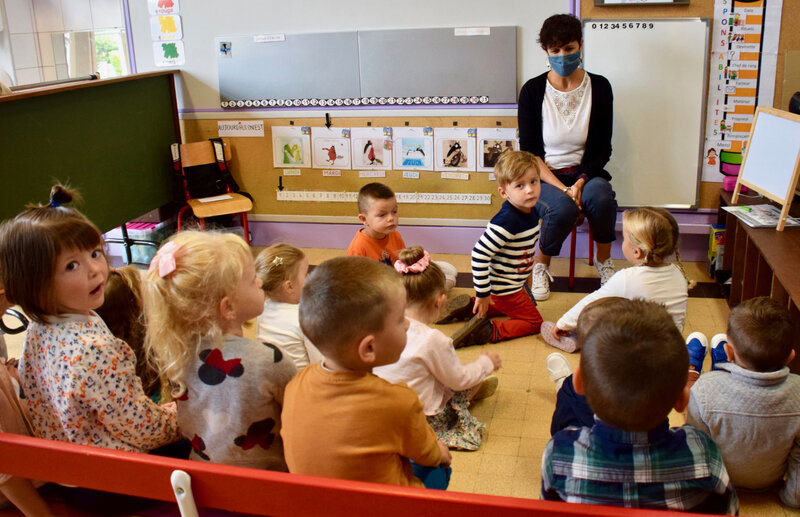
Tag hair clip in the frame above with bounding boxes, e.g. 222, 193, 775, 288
149, 241, 179, 278
394, 251, 431, 274
48, 199, 61, 208
271, 256, 284, 267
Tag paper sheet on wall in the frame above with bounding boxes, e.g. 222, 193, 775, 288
150, 15, 182, 41
153, 41, 185, 66
477, 127, 519, 172
701, 0, 783, 182
276, 190, 491, 204
393, 127, 433, 171
311, 127, 352, 169
272, 126, 312, 168
351, 127, 392, 170
434, 127, 476, 172
148, 0, 179, 15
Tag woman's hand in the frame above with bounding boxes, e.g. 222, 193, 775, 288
569, 178, 586, 210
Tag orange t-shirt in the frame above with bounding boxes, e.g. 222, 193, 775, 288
346, 229, 406, 266
281, 364, 441, 487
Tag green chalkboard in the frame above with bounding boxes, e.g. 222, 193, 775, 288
0, 72, 179, 232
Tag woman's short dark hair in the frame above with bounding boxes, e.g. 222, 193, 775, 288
538, 14, 583, 51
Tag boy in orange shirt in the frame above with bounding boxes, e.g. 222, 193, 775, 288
281, 256, 452, 489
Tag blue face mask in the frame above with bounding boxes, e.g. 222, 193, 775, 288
548, 51, 582, 77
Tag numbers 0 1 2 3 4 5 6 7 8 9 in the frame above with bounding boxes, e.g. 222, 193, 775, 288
591, 22, 655, 30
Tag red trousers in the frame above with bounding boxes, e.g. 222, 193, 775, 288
485, 287, 543, 342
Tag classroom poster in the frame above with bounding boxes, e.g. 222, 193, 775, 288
149, 15, 182, 41
393, 127, 433, 171
434, 128, 477, 172
351, 127, 392, 170
148, 0, 179, 15
311, 127, 352, 169
153, 41, 185, 66
701, 0, 783, 182
272, 126, 311, 168
477, 127, 519, 172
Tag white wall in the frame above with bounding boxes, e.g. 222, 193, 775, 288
128, 0, 570, 112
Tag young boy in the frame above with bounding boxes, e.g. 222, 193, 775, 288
542, 298, 738, 514
686, 296, 800, 507
281, 256, 452, 489
346, 182, 464, 321
458, 150, 543, 348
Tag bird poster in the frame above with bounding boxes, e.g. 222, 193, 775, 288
311, 127, 352, 169
393, 127, 433, 171
272, 126, 311, 168
434, 127, 476, 172
477, 127, 519, 172
351, 127, 392, 170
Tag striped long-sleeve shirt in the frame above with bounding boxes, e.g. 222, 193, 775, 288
471, 201, 540, 298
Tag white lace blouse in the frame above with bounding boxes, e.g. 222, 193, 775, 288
542, 72, 593, 170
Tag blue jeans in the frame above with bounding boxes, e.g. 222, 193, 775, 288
550, 374, 594, 436
536, 171, 618, 257
410, 460, 452, 490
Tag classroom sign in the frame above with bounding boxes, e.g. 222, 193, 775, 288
153, 41, 185, 66
702, 0, 782, 182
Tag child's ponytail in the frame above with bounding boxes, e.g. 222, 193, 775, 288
395, 246, 445, 308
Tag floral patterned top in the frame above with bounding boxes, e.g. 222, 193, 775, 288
19, 313, 179, 452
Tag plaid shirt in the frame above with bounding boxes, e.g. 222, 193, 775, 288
542, 419, 738, 515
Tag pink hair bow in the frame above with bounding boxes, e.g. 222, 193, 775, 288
149, 241, 179, 278
394, 251, 431, 274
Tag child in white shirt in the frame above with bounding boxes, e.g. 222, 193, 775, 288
255, 244, 322, 370
374, 246, 501, 450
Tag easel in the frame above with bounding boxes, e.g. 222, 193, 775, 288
732, 107, 800, 231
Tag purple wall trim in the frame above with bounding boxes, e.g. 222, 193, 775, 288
178, 104, 518, 114
249, 210, 716, 263
123, 0, 136, 74
571, 0, 579, 17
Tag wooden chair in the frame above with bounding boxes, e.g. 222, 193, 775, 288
171, 138, 252, 244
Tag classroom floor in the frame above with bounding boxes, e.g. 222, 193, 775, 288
2, 250, 797, 516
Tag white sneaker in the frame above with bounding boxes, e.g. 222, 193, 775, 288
546, 353, 572, 392
531, 263, 553, 301
595, 257, 616, 286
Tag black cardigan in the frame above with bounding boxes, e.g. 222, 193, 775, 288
517, 71, 613, 182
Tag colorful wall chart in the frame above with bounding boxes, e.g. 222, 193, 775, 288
702, 0, 783, 182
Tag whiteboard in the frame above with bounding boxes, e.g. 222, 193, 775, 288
738, 108, 800, 201
127, 0, 569, 111
583, 19, 709, 208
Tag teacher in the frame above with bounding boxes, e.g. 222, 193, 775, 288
518, 13, 618, 301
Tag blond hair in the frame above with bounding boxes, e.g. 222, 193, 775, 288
255, 244, 306, 295
622, 207, 693, 288
396, 246, 445, 310
299, 256, 403, 358
143, 231, 252, 385
493, 150, 540, 187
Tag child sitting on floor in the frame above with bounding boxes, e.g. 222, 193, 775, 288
374, 246, 501, 451
282, 256, 452, 489
542, 206, 690, 353
255, 244, 322, 370
686, 296, 800, 507
96, 265, 164, 399
460, 150, 543, 348
346, 182, 461, 299
542, 298, 738, 514
143, 231, 297, 470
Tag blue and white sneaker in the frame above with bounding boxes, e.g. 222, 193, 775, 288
710, 333, 729, 370
686, 331, 708, 374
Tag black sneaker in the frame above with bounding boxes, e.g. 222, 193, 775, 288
435, 294, 474, 324
451, 316, 494, 349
